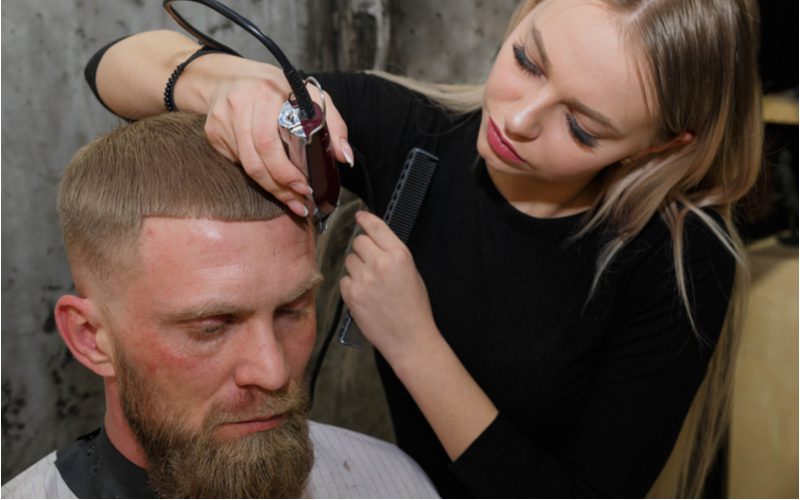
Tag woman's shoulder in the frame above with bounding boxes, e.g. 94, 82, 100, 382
622, 207, 737, 281
312, 71, 427, 104
637, 208, 731, 250
307, 421, 439, 498
312, 71, 467, 123
605, 208, 737, 349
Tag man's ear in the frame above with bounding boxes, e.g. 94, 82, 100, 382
55, 295, 116, 378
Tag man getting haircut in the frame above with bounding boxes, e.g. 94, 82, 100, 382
2, 112, 436, 499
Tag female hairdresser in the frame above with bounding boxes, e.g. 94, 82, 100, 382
87, 0, 762, 496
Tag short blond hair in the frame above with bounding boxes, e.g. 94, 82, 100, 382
58, 112, 292, 292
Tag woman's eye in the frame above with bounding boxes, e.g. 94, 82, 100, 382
566, 115, 599, 149
513, 43, 544, 77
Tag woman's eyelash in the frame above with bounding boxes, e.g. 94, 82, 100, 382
512, 43, 544, 77
566, 115, 598, 148
512, 42, 598, 149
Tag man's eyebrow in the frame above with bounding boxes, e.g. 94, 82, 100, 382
160, 303, 245, 324
159, 273, 324, 323
282, 272, 324, 304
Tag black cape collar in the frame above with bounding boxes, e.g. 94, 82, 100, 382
55, 427, 155, 498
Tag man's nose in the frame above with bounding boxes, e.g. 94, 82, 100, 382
232, 321, 291, 391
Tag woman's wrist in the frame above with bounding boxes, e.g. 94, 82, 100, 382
385, 325, 450, 383
174, 53, 284, 114
173, 52, 237, 113
386, 328, 499, 461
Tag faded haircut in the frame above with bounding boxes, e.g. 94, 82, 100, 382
57, 112, 294, 292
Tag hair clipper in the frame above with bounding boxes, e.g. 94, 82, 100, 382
162, 0, 339, 230
278, 77, 340, 233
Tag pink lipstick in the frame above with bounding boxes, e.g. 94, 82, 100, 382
487, 118, 526, 166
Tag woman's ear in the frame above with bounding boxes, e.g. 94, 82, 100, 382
55, 295, 116, 378
645, 131, 695, 156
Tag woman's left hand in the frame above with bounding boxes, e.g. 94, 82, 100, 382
341, 212, 499, 462
339, 211, 438, 361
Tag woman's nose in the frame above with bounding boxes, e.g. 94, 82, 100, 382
505, 91, 551, 141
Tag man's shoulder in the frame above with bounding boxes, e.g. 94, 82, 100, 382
2, 451, 77, 499
308, 420, 406, 458
307, 421, 438, 498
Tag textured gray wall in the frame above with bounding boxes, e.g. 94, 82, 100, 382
1, 0, 518, 482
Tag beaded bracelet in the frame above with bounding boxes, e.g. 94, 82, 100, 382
163, 46, 222, 112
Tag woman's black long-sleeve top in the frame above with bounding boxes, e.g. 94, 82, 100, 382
314, 72, 734, 498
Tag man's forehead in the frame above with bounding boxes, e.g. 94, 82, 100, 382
136, 216, 314, 270
120, 216, 318, 311
140, 216, 311, 243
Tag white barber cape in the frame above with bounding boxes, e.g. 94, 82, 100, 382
2, 421, 438, 498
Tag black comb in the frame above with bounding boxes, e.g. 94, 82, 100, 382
338, 148, 439, 347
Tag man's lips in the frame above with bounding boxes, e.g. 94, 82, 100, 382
487, 118, 526, 166
215, 413, 286, 439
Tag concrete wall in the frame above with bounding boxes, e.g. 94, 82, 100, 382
1, 0, 517, 482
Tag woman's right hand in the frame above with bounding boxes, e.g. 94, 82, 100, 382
97, 30, 350, 217
202, 64, 352, 217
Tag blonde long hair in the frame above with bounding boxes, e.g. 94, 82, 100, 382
373, 0, 762, 496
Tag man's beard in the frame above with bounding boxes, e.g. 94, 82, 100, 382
115, 346, 314, 498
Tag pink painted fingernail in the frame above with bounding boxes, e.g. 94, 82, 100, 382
341, 138, 354, 167
287, 200, 309, 218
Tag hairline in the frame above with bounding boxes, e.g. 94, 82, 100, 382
80, 213, 313, 305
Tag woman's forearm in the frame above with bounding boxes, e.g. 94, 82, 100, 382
95, 30, 201, 118
388, 331, 499, 461
91, 29, 345, 216
95, 30, 285, 119
341, 211, 500, 461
